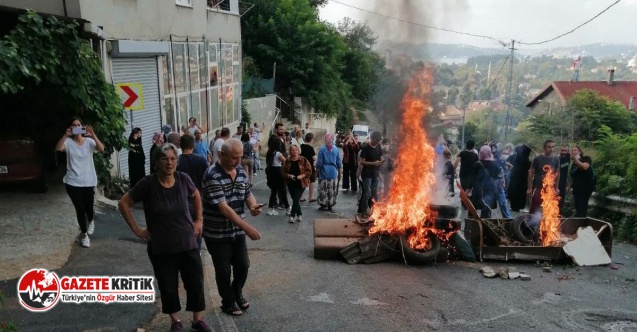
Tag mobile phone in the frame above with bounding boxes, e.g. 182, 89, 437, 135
72, 127, 87, 135
256, 203, 267, 208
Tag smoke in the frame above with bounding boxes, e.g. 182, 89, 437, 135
364, 0, 470, 45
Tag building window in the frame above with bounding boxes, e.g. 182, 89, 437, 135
208, 0, 230, 11
163, 41, 242, 134
176, 0, 193, 6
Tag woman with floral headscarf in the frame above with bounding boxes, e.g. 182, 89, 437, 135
149, 132, 164, 173
316, 134, 342, 211
467, 145, 502, 218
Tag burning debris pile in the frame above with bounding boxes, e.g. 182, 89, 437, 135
314, 67, 475, 265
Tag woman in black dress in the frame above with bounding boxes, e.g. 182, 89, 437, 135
128, 127, 145, 187
507, 144, 532, 212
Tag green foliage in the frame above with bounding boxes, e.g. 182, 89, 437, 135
0, 291, 17, 332
569, 89, 637, 141
335, 107, 353, 133
447, 86, 459, 105
240, 100, 251, 125
465, 108, 502, 144
0, 11, 126, 185
594, 126, 637, 198
459, 82, 473, 109
242, 0, 350, 117
356, 110, 367, 121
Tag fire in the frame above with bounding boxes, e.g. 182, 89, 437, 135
539, 165, 561, 246
368, 67, 439, 250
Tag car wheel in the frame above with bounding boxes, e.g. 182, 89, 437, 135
429, 204, 459, 219
509, 214, 534, 243
399, 232, 441, 265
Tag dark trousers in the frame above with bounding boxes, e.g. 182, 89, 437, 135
529, 188, 542, 215
342, 163, 358, 191
204, 236, 250, 309
269, 182, 289, 208
573, 190, 593, 218
268, 167, 289, 208
65, 184, 95, 233
147, 248, 205, 314
288, 185, 305, 217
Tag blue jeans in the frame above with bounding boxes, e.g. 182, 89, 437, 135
361, 176, 379, 214
287, 185, 305, 217
496, 185, 511, 218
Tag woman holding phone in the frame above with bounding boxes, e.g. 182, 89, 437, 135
55, 116, 104, 248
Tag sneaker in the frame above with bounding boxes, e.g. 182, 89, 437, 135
170, 320, 183, 332
81, 235, 90, 248
296, 215, 302, 222
191, 320, 212, 332
87, 221, 95, 235
253, 173, 257, 176
276, 204, 285, 210
286, 207, 291, 216
288, 216, 295, 223
266, 208, 279, 216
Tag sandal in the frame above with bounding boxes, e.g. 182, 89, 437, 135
221, 304, 243, 316
308, 199, 317, 202
236, 296, 250, 310
300, 198, 307, 202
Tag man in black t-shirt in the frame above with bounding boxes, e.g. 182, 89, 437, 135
359, 131, 383, 217
454, 140, 478, 190
527, 140, 560, 215
568, 146, 595, 217
177, 134, 210, 253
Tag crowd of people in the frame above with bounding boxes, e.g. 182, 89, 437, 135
56, 112, 597, 331
452, 139, 596, 221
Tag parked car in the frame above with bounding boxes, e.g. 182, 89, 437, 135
0, 134, 48, 193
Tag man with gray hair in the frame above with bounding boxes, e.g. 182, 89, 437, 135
202, 138, 263, 316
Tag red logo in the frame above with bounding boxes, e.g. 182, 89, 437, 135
17, 269, 61, 312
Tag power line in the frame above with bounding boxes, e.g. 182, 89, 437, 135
517, 0, 621, 45
330, 0, 503, 44
330, 0, 621, 47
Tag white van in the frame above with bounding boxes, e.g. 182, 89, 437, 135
352, 124, 370, 142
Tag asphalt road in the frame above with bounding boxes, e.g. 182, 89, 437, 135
1, 175, 636, 331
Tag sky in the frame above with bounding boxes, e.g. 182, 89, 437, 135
320, 0, 637, 50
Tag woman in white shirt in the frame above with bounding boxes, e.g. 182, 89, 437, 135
265, 135, 289, 216
55, 117, 104, 248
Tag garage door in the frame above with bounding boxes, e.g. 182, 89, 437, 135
112, 57, 161, 178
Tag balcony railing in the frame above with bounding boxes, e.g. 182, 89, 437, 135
207, 0, 230, 11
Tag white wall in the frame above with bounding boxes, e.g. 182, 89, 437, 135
245, 95, 277, 138
79, 0, 240, 42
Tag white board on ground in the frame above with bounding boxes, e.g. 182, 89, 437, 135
563, 226, 612, 266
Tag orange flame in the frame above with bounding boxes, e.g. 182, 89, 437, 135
368, 67, 439, 250
539, 165, 561, 246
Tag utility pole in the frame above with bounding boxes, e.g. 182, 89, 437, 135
460, 107, 466, 148
504, 40, 515, 140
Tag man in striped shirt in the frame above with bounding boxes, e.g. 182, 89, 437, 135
202, 138, 262, 316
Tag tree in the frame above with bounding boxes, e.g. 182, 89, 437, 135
459, 82, 473, 109
569, 89, 637, 142
447, 86, 459, 106
336, 18, 385, 102
242, 0, 350, 117
0, 11, 125, 185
